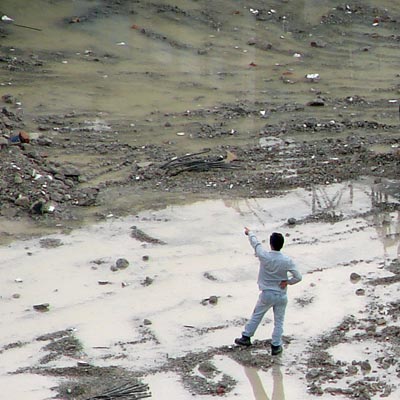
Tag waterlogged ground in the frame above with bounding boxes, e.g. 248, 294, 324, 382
1, 180, 399, 399
0, 1, 400, 399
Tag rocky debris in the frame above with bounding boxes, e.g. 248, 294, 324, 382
1, 97, 399, 230
33, 303, 50, 312
141, 276, 154, 286
304, 292, 400, 398
115, 258, 129, 270
307, 98, 325, 107
40, 238, 63, 248
350, 272, 361, 283
130, 226, 166, 245
201, 295, 219, 306
203, 272, 217, 281
368, 274, 400, 286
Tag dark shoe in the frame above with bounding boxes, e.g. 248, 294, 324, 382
234, 335, 251, 347
271, 344, 283, 356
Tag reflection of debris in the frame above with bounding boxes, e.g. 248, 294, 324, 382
161, 149, 239, 176
85, 382, 151, 400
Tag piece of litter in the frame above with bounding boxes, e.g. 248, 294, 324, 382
176, 132, 185, 136
116, 42, 126, 46
306, 73, 320, 80
1, 15, 14, 22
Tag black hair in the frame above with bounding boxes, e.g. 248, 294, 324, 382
270, 232, 284, 251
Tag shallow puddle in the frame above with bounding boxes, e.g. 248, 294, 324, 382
0, 179, 399, 399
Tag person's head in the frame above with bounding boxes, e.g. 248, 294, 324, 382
270, 232, 284, 251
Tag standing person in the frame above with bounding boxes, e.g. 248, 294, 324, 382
235, 227, 302, 355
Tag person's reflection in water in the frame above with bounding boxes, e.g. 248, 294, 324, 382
244, 362, 285, 400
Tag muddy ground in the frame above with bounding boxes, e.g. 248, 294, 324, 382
0, 1, 400, 399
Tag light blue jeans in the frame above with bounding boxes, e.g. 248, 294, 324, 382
243, 290, 288, 346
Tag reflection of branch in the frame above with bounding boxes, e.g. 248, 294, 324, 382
245, 199, 272, 227
311, 186, 346, 214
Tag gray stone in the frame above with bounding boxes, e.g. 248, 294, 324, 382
33, 303, 50, 312
350, 272, 361, 283
0, 137, 9, 148
116, 258, 129, 269
14, 175, 23, 184
15, 195, 29, 207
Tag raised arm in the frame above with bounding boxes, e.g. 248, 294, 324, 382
244, 227, 262, 255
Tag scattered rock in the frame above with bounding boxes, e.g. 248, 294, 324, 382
116, 258, 129, 269
204, 272, 217, 281
287, 217, 297, 225
201, 296, 219, 305
142, 276, 154, 286
359, 360, 372, 373
33, 303, 50, 312
310, 40, 327, 48
39, 238, 63, 248
130, 226, 166, 245
350, 272, 361, 283
307, 98, 325, 107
